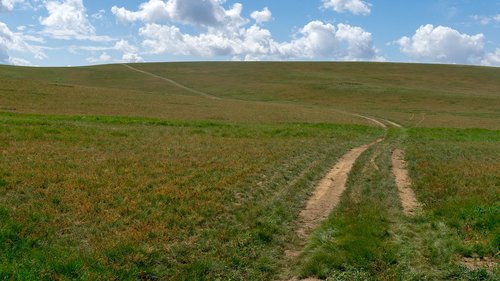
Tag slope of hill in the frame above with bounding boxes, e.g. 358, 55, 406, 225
0, 62, 498, 280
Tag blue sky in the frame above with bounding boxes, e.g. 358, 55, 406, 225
0, 0, 499, 66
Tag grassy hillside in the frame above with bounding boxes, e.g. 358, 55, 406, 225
0, 62, 498, 280
1, 62, 499, 128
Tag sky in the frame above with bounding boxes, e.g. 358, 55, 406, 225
0, 0, 499, 67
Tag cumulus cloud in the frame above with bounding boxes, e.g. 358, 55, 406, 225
111, 0, 172, 23
0, 21, 44, 65
323, 0, 371, 15
481, 49, 500, 66
397, 24, 484, 64
251, 7, 272, 24
86, 52, 111, 64
139, 20, 380, 61
115, 39, 144, 62
115, 0, 381, 62
40, 0, 112, 41
112, 0, 247, 28
0, 0, 24, 11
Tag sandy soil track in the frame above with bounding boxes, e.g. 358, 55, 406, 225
391, 149, 420, 215
295, 139, 382, 238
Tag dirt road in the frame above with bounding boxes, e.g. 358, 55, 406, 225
391, 149, 420, 215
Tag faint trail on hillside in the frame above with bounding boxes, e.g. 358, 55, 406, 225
343, 112, 387, 128
123, 64, 397, 129
382, 118, 402, 128
122, 64, 221, 100
391, 149, 420, 215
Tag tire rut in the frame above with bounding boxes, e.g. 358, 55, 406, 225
295, 139, 382, 238
391, 148, 420, 215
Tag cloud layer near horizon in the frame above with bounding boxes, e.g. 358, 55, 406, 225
0, 0, 499, 66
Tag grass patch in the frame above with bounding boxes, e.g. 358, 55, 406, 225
405, 128, 499, 260
0, 112, 382, 279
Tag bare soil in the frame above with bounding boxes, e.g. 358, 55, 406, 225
391, 149, 420, 215
296, 140, 381, 238
460, 256, 499, 272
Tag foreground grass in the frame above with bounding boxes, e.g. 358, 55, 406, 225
0, 62, 498, 279
0, 113, 382, 280
294, 128, 499, 280
402, 128, 499, 279
294, 129, 402, 280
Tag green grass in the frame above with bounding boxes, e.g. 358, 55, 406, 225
1, 62, 499, 128
0, 62, 498, 280
295, 128, 499, 280
130, 62, 500, 129
0, 112, 382, 280
405, 128, 500, 262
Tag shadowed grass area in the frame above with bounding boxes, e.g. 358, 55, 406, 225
0, 113, 382, 280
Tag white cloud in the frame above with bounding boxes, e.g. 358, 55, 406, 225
250, 7, 272, 24
323, 0, 371, 16
112, 0, 172, 23
279, 21, 380, 60
40, 0, 112, 41
86, 52, 111, 64
471, 14, 500, 25
115, 39, 144, 62
68, 40, 144, 63
481, 49, 500, 67
9, 56, 32, 65
91, 9, 106, 21
114, 1, 380, 62
0, 0, 24, 12
112, 0, 247, 29
397, 24, 484, 64
0, 21, 44, 64
139, 20, 380, 61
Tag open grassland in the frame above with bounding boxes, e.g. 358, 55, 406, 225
0, 62, 499, 280
0, 113, 382, 280
127, 62, 500, 129
0, 70, 364, 125
1, 62, 499, 128
403, 128, 499, 276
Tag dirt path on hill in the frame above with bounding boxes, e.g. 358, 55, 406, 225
122, 64, 221, 100
346, 112, 387, 128
391, 149, 420, 215
296, 138, 382, 238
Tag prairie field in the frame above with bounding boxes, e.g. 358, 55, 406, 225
0, 62, 498, 280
